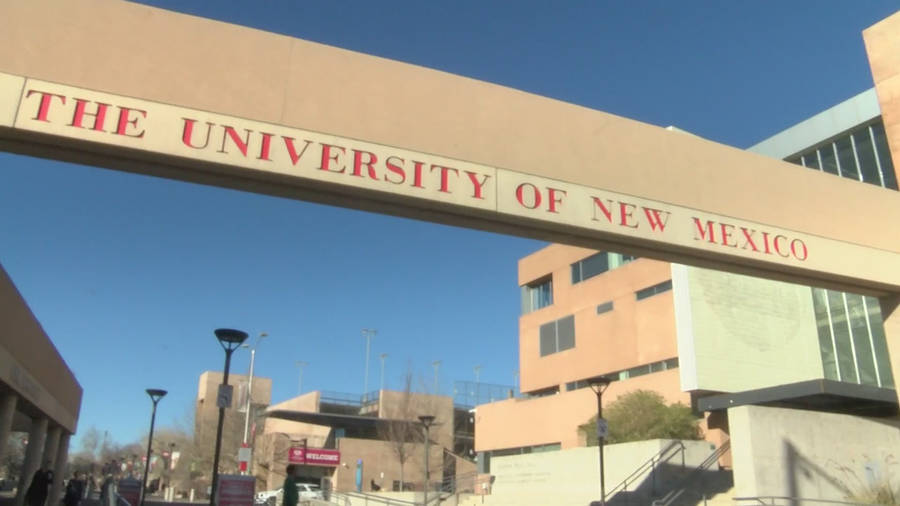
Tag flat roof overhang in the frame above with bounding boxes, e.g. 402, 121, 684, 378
264, 408, 420, 432
698, 379, 898, 417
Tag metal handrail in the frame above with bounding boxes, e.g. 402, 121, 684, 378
328, 489, 447, 506
605, 440, 686, 498
651, 440, 731, 506
733, 496, 887, 505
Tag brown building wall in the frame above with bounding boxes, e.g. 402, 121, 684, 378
519, 246, 676, 393
0, 262, 81, 433
475, 369, 686, 452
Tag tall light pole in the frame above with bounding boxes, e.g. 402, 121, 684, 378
140, 389, 167, 506
361, 328, 376, 401
242, 332, 267, 445
210, 328, 248, 506
588, 377, 612, 506
431, 361, 441, 394
379, 353, 388, 392
473, 365, 482, 402
296, 361, 308, 395
418, 415, 436, 506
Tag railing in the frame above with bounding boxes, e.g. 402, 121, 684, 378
440, 470, 480, 494
733, 497, 887, 505
328, 490, 445, 505
605, 440, 686, 500
652, 440, 731, 506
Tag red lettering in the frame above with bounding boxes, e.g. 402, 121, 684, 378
319, 143, 346, 173
642, 207, 670, 232
516, 183, 541, 209
385, 156, 406, 184
591, 198, 614, 223
412, 161, 426, 188
720, 223, 736, 247
257, 132, 274, 161
352, 150, 378, 179
790, 239, 808, 260
70, 99, 109, 131
218, 126, 251, 156
547, 188, 566, 213
432, 165, 459, 193
282, 137, 312, 166
692, 218, 716, 243
762, 232, 773, 254
181, 118, 214, 149
115, 107, 146, 138
619, 202, 638, 228
465, 171, 490, 200
773, 235, 789, 257
26, 90, 66, 122
740, 228, 759, 252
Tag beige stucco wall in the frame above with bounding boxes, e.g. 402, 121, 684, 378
334, 437, 443, 493
0, 262, 81, 433
475, 369, 687, 452
519, 246, 676, 393
865, 10, 900, 186
673, 265, 825, 393
483, 439, 715, 506
729, 405, 900, 502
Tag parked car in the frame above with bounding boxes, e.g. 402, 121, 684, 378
254, 483, 323, 505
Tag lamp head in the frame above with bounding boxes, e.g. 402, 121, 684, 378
587, 376, 613, 394
215, 328, 248, 351
146, 389, 167, 403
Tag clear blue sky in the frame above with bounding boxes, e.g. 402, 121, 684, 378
1, 1, 897, 451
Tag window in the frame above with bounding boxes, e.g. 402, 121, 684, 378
635, 280, 672, 300
596, 301, 614, 315
539, 315, 575, 356
571, 252, 608, 284
521, 277, 553, 314
571, 252, 639, 284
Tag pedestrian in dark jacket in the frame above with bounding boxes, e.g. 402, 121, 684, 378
25, 463, 54, 506
63, 472, 85, 506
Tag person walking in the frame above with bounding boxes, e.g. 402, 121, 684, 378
282, 465, 299, 506
63, 472, 85, 506
25, 462, 54, 506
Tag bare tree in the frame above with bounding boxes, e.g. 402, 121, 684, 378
378, 370, 420, 491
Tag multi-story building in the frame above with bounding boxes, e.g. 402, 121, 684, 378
474, 85, 900, 499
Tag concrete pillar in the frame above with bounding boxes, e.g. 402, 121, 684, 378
42, 426, 61, 470
47, 433, 70, 506
15, 416, 49, 506
0, 393, 19, 467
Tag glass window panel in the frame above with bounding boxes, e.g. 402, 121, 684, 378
835, 137, 859, 181
811, 288, 838, 381
786, 155, 803, 166
819, 144, 839, 175
570, 263, 582, 284
596, 301, 614, 315
865, 296, 895, 388
557, 315, 575, 352
853, 128, 881, 186
846, 294, 877, 386
636, 280, 673, 300
580, 253, 609, 282
827, 290, 857, 383
539, 322, 556, 357
871, 122, 898, 190
802, 151, 820, 170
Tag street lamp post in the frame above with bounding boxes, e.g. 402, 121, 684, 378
588, 377, 612, 506
296, 361, 308, 394
140, 389, 167, 506
241, 332, 267, 476
242, 333, 267, 445
418, 415, 436, 506
361, 329, 376, 401
210, 328, 248, 506
379, 353, 388, 391
431, 361, 441, 394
